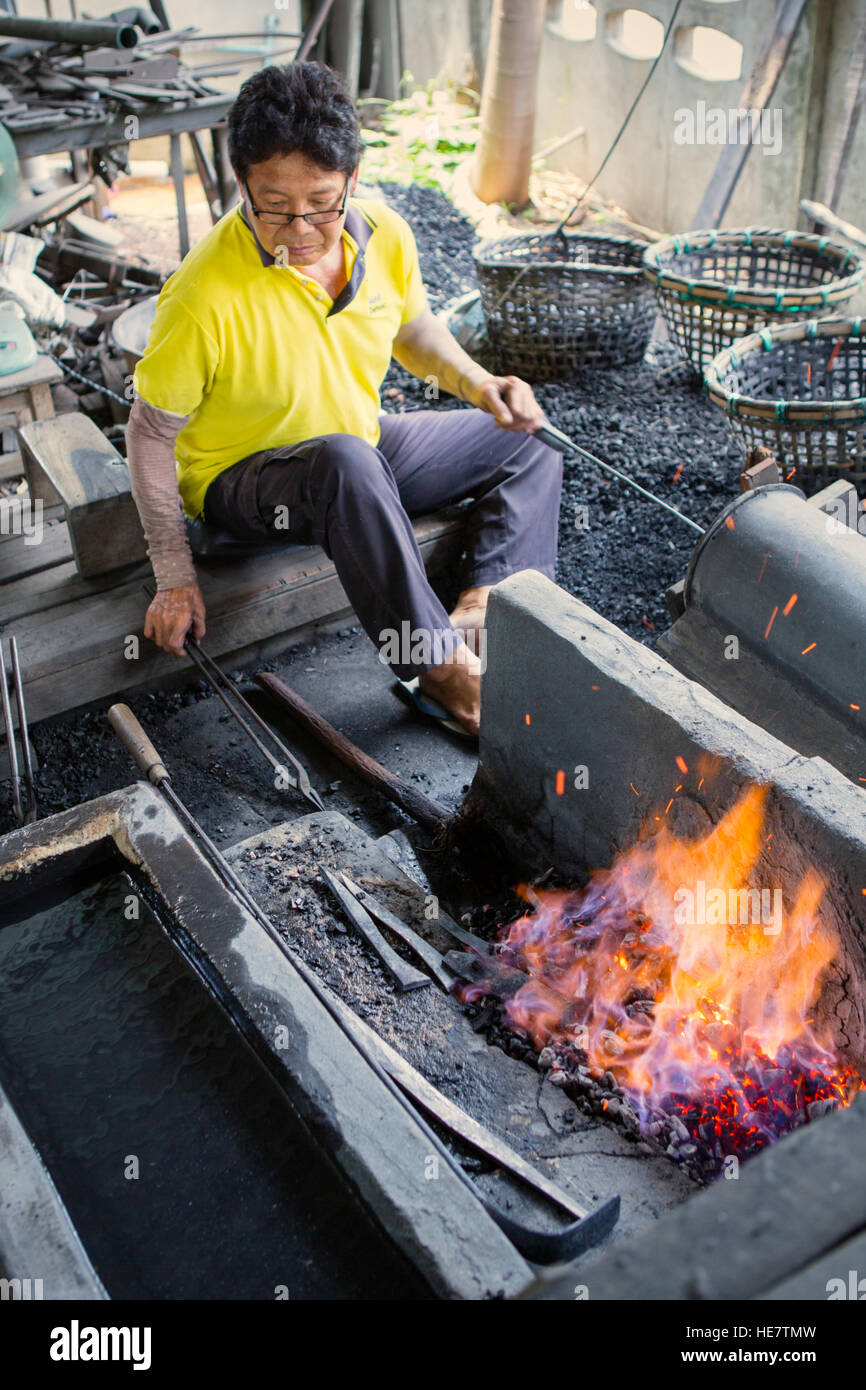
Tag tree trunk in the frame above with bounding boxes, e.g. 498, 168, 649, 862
470, 0, 546, 208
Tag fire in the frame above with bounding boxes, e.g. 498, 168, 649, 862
483, 785, 863, 1173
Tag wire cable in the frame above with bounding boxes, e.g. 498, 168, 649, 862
551, 0, 685, 235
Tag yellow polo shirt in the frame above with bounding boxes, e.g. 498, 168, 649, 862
132, 197, 428, 519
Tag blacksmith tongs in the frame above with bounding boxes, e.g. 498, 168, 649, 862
320, 867, 453, 992
142, 582, 324, 812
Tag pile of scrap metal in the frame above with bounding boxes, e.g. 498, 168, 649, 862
0, 10, 232, 448
0, 220, 161, 450
0, 11, 221, 137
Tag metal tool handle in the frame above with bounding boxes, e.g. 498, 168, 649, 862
108, 703, 170, 785
535, 420, 576, 455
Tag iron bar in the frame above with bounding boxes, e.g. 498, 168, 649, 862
0, 16, 139, 48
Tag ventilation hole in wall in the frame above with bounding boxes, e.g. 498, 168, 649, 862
605, 9, 665, 61
548, 0, 598, 42
675, 25, 744, 81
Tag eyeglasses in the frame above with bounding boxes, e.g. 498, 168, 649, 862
245, 178, 349, 227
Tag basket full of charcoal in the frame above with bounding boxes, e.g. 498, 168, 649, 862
643, 227, 864, 378
472, 229, 657, 381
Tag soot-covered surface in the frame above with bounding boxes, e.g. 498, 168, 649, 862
0, 869, 429, 1300
227, 809, 697, 1244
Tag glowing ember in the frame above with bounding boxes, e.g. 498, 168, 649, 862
474, 785, 863, 1177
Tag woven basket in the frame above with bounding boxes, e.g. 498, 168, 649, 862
705, 316, 866, 494
643, 229, 863, 377
472, 231, 656, 380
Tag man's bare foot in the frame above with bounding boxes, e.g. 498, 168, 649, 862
419, 641, 482, 736
449, 584, 492, 658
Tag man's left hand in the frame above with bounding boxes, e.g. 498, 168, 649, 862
472, 374, 545, 433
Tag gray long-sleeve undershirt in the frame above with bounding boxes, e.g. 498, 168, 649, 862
126, 393, 198, 590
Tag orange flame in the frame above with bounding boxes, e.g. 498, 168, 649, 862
491, 786, 862, 1165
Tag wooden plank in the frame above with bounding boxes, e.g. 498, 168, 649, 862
2, 181, 95, 233
0, 355, 63, 396
818, 13, 866, 211
2, 512, 464, 724
690, 0, 811, 229
0, 518, 73, 584
0, 559, 153, 624
562, 1094, 866, 1301
29, 381, 55, 422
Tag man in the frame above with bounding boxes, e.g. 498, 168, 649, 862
128, 61, 561, 735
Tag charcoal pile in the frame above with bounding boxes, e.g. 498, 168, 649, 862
458, 979, 856, 1186
380, 182, 744, 645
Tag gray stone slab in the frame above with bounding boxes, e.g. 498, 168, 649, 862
535, 1093, 866, 1300
0, 1082, 106, 1300
760, 1227, 866, 1301
0, 784, 533, 1301
228, 809, 696, 1247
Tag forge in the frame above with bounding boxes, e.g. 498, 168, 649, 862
458, 568, 866, 1295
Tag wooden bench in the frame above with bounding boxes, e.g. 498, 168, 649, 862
0, 353, 62, 481
17, 413, 148, 578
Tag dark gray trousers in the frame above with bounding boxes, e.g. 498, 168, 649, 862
202, 407, 562, 678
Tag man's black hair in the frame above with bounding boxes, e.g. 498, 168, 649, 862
228, 61, 363, 183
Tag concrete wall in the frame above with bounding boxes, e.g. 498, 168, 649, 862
533, 0, 814, 232
397, 0, 489, 89
395, 0, 866, 238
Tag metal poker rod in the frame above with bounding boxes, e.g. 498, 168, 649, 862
0, 636, 37, 826
142, 583, 324, 812
106, 702, 615, 1268
536, 419, 706, 537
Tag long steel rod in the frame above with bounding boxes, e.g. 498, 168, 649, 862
184, 639, 321, 807
0, 16, 139, 46
536, 421, 706, 536
141, 582, 323, 810
9, 638, 36, 824
0, 642, 22, 825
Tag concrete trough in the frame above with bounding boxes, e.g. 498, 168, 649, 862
0, 782, 535, 1300
468, 570, 866, 1068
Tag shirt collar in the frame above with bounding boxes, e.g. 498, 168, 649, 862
237, 196, 375, 316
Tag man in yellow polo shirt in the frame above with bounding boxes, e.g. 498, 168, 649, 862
128, 61, 561, 735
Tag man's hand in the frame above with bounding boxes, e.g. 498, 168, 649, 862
471, 374, 545, 433
144, 583, 206, 657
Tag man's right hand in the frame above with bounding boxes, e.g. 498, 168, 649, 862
144, 584, 206, 657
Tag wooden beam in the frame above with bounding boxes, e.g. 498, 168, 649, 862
17, 414, 148, 578
818, 12, 866, 211
1, 512, 465, 724
690, 0, 811, 230
0, 513, 72, 585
